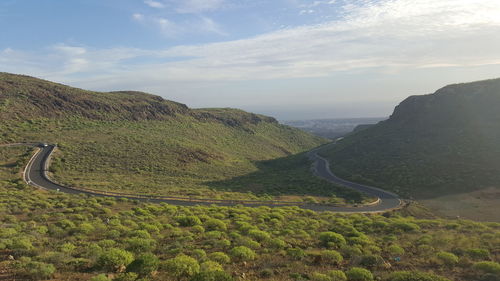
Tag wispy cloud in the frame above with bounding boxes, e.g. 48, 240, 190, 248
299, 9, 315, 15
133, 0, 228, 37
141, 0, 225, 13
132, 13, 145, 21
174, 0, 225, 14
155, 17, 180, 37
132, 12, 226, 38
144, 0, 165, 9
199, 17, 227, 36
2, 0, 500, 87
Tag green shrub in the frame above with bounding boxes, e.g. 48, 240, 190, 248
327, 270, 347, 281
319, 232, 346, 247
98, 248, 134, 272
56, 219, 76, 229
106, 229, 121, 239
76, 222, 95, 234
321, 250, 343, 265
417, 245, 434, 256
60, 242, 76, 253
90, 274, 112, 281
387, 245, 405, 256
0, 227, 17, 238
389, 221, 420, 233
163, 254, 200, 280
235, 236, 260, 249
124, 237, 156, 253
67, 258, 92, 271
208, 252, 230, 264
83, 243, 103, 260
11, 237, 33, 253
230, 246, 256, 262
204, 219, 227, 231
340, 245, 363, 258
359, 255, 381, 268
192, 225, 205, 233
436, 251, 459, 267
466, 248, 490, 260
386, 271, 451, 281
311, 272, 332, 281
127, 253, 159, 277
176, 216, 202, 227
99, 239, 117, 248
473, 261, 500, 275
189, 271, 234, 281
205, 231, 223, 240
130, 230, 151, 239
14, 261, 56, 280
112, 272, 138, 281
200, 261, 223, 272
346, 267, 373, 281
268, 238, 286, 249
248, 229, 271, 242
287, 248, 306, 260
36, 225, 48, 235
192, 249, 207, 261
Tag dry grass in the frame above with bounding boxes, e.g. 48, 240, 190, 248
419, 187, 500, 222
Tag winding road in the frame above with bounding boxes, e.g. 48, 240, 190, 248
7, 143, 402, 212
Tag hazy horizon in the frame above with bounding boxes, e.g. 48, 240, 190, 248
2, 0, 500, 119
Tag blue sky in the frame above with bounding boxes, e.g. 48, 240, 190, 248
1, 0, 500, 119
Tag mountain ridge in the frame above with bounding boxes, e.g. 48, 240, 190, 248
321, 78, 500, 199
0, 72, 337, 202
0, 72, 277, 128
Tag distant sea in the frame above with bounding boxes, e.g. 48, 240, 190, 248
282, 117, 386, 139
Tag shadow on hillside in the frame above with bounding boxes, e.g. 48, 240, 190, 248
205, 152, 365, 202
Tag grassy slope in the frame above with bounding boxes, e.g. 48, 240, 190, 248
0, 148, 499, 281
321, 78, 500, 199
0, 73, 369, 202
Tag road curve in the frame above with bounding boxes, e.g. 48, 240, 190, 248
307, 144, 402, 212
13, 143, 402, 212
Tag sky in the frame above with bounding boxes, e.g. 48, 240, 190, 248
1, 0, 500, 120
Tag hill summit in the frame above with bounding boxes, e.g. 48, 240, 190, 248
321, 78, 500, 198
0, 72, 329, 200
0, 72, 277, 128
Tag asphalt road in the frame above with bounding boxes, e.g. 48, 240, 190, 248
18, 143, 402, 212
307, 145, 402, 212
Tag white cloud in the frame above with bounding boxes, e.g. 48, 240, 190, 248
2, 0, 500, 87
144, 0, 165, 9
134, 14, 226, 38
132, 13, 145, 21
199, 17, 227, 36
141, 0, 500, 81
299, 9, 315, 15
299, 0, 335, 8
52, 44, 86, 56
174, 0, 225, 14
141, 0, 225, 13
155, 17, 180, 37
136, 0, 227, 37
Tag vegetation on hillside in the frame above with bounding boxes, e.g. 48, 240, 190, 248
0, 73, 371, 203
321, 78, 500, 199
1, 147, 499, 281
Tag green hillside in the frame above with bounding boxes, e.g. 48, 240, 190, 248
321, 78, 500, 199
0, 73, 369, 202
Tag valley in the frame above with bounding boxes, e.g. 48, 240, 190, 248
320, 79, 500, 221
2, 1, 499, 280
0, 73, 499, 281
0, 73, 367, 204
